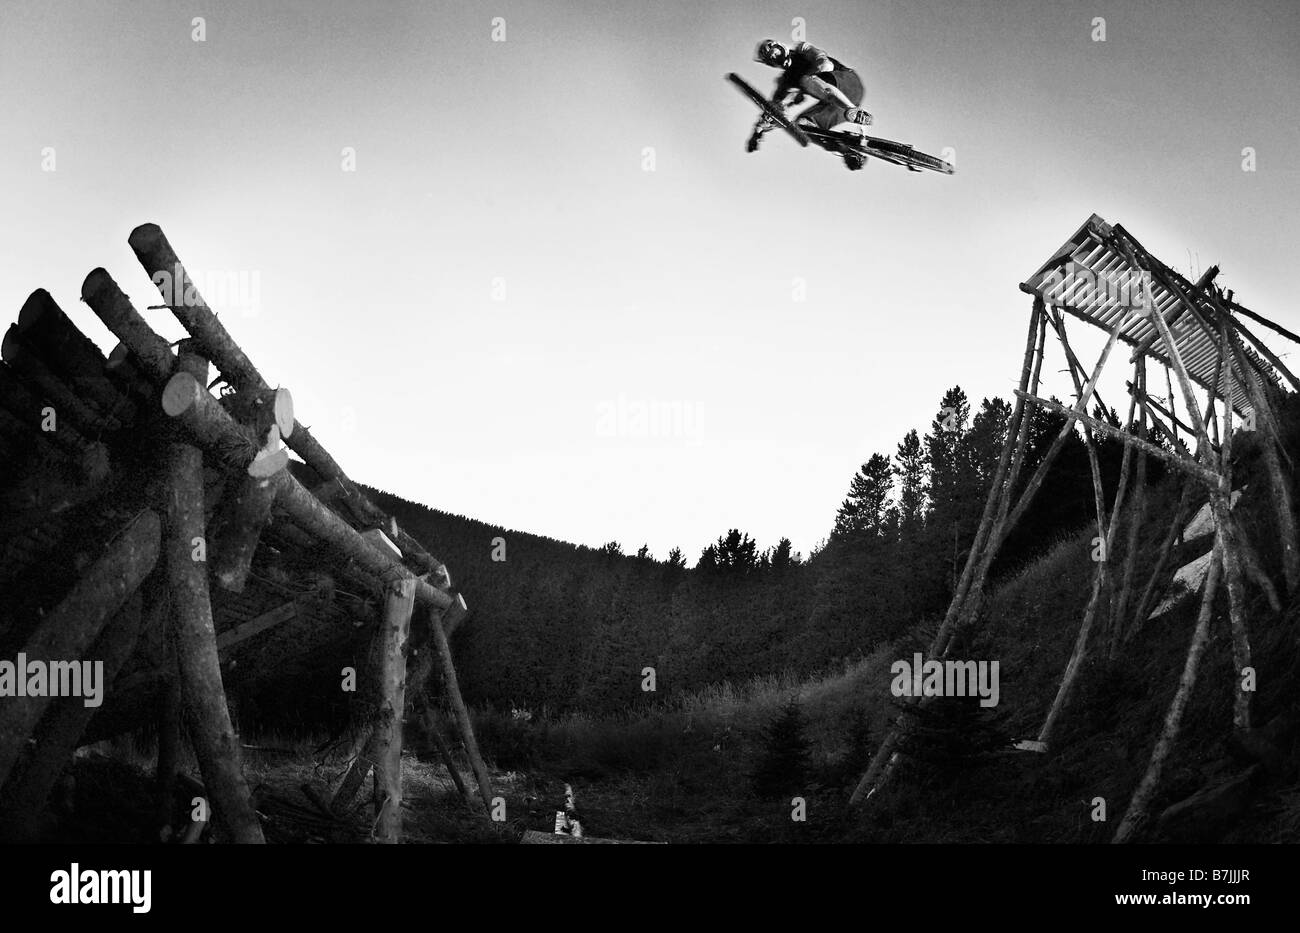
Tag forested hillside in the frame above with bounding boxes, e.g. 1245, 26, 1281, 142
360, 385, 1160, 717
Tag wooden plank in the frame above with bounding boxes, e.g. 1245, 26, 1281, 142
215, 600, 300, 652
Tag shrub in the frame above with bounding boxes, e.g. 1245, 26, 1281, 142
750, 699, 813, 799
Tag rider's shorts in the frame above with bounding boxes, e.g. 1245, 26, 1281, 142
801, 67, 865, 130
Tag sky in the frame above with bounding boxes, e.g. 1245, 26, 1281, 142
2, 0, 1299, 562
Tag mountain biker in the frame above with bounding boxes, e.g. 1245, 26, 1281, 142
747, 38, 873, 170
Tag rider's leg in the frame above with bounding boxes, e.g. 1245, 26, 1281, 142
798, 75, 856, 112
800, 72, 873, 127
798, 74, 870, 125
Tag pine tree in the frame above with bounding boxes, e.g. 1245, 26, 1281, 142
897, 694, 1009, 777
968, 397, 1012, 488
924, 386, 971, 532
714, 529, 759, 574
894, 429, 927, 540
770, 536, 799, 573
832, 453, 895, 544
751, 699, 813, 799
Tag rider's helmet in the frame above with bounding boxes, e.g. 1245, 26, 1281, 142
754, 39, 788, 68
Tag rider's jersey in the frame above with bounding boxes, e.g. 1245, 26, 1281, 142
778, 42, 848, 89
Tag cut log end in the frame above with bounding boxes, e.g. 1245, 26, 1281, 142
161, 371, 201, 417
248, 447, 289, 478
106, 342, 132, 371
128, 223, 165, 252
1, 326, 23, 365
79, 268, 115, 305
274, 387, 294, 438
16, 289, 56, 332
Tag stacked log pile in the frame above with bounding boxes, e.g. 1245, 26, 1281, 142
0, 224, 487, 843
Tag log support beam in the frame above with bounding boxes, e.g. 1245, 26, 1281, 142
371, 577, 416, 843
162, 345, 264, 844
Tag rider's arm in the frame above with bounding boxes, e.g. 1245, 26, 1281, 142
793, 41, 834, 73
770, 82, 799, 108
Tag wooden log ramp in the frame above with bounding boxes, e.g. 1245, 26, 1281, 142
82, 266, 455, 610
124, 224, 449, 582
0, 230, 477, 844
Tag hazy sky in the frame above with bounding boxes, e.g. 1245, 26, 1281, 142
3, 0, 1298, 561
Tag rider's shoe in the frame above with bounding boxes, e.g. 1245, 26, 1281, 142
746, 130, 762, 153
845, 108, 873, 126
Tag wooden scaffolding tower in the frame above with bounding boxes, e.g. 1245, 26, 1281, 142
0, 224, 493, 843
848, 214, 1298, 842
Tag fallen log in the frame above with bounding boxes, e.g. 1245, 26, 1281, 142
15, 289, 123, 415
0, 509, 161, 790
81, 270, 177, 384
0, 362, 104, 466
3, 325, 132, 433
208, 465, 287, 593
162, 371, 261, 473
0, 593, 144, 841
